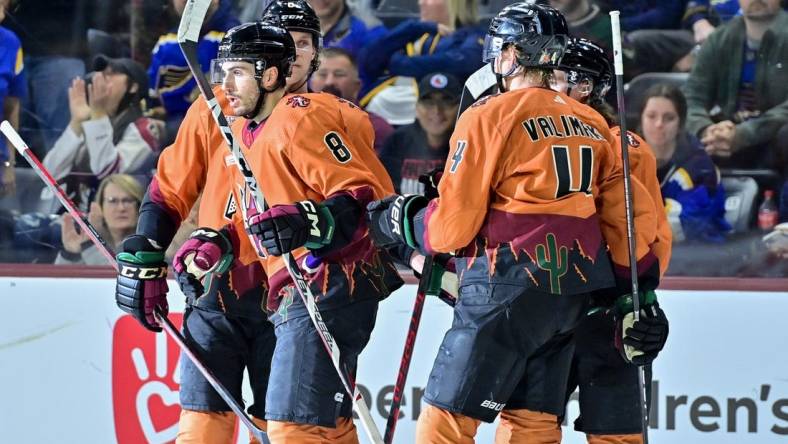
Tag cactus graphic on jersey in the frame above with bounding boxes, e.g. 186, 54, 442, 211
536, 233, 568, 293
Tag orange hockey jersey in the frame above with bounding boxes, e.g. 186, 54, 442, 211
228, 92, 402, 312
611, 127, 672, 277
420, 88, 658, 295
143, 86, 267, 317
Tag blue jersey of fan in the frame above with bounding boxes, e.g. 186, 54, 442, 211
0, 26, 26, 163
148, 30, 225, 120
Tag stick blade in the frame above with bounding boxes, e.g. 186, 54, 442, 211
177, 0, 212, 44
0, 120, 28, 154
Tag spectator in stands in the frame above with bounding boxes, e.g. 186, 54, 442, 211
3, 0, 100, 152
312, 0, 387, 60
379, 72, 460, 194
56, 173, 142, 265
148, 0, 238, 142
685, 0, 788, 180
42, 56, 161, 190
640, 84, 730, 243
310, 47, 393, 153
357, 0, 485, 125
0, 0, 25, 203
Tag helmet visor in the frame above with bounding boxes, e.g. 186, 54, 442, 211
209, 58, 261, 85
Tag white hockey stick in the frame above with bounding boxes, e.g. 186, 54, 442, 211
177, 2, 384, 442
0, 120, 270, 444
610, 11, 650, 444
457, 63, 498, 117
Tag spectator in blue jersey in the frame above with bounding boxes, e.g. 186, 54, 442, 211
147, 0, 239, 142
357, 0, 485, 125
379, 72, 460, 195
685, 0, 788, 181
41, 56, 161, 209
0, 0, 26, 202
640, 83, 730, 243
312, 0, 386, 60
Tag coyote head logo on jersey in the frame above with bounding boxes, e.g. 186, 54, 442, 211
286, 95, 311, 108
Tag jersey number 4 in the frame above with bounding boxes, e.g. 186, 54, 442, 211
552, 145, 593, 198
324, 132, 352, 163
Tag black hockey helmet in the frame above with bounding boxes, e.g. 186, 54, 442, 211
262, 0, 322, 73
483, 2, 569, 73
558, 37, 612, 101
211, 21, 296, 89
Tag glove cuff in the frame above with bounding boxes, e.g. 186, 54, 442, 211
300, 200, 336, 249
615, 289, 658, 314
402, 195, 428, 249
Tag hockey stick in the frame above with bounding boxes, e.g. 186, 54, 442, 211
383, 254, 432, 443
177, 2, 384, 442
0, 120, 270, 444
610, 11, 649, 444
457, 63, 498, 117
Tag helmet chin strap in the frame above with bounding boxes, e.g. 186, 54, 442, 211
495, 60, 523, 93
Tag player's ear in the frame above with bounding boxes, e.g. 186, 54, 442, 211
261, 66, 280, 90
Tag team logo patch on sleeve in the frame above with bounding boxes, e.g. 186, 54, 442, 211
626, 131, 640, 148
286, 95, 311, 108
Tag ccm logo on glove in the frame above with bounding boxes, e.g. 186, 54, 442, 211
120, 265, 168, 280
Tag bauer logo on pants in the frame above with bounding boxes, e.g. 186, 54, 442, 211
112, 314, 183, 444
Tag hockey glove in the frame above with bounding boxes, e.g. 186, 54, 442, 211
247, 200, 335, 256
172, 227, 235, 301
116, 235, 169, 332
366, 194, 428, 249
418, 168, 443, 200
614, 290, 669, 365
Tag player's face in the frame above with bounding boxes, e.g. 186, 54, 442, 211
552, 70, 591, 101
221, 61, 261, 116
641, 96, 680, 154
416, 92, 459, 139
310, 55, 361, 101
552, 70, 569, 93
102, 183, 139, 233
287, 31, 316, 92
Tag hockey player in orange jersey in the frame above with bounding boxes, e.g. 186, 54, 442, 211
195, 20, 401, 443
114, 2, 328, 442
529, 37, 670, 444
366, 3, 661, 443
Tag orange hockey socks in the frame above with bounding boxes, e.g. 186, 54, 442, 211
494, 408, 561, 444
587, 433, 644, 444
415, 404, 481, 444
248, 416, 268, 444
176, 409, 237, 443
266, 417, 358, 444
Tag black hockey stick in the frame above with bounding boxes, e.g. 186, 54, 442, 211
383, 254, 433, 443
176, 2, 383, 442
457, 63, 498, 117
0, 120, 269, 444
610, 11, 649, 444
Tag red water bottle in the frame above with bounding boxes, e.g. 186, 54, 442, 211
758, 190, 779, 231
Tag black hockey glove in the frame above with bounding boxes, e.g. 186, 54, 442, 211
172, 227, 234, 301
418, 168, 443, 200
247, 200, 335, 256
115, 235, 169, 332
614, 290, 669, 365
366, 194, 428, 249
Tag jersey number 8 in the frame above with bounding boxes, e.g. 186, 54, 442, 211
324, 132, 352, 163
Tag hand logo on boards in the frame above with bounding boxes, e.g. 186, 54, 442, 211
112, 314, 183, 444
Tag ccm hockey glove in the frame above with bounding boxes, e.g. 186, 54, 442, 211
366, 194, 428, 249
172, 227, 234, 301
614, 290, 669, 365
247, 200, 335, 256
116, 235, 169, 332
